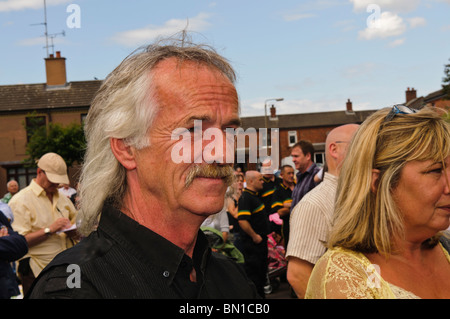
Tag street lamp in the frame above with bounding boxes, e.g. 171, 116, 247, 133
264, 98, 284, 128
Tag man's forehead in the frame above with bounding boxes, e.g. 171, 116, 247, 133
291, 146, 304, 155
152, 58, 233, 84
151, 58, 240, 123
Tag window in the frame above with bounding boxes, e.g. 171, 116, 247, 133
6, 166, 37, 189
288, 131, 297, 147
25, 115, 46, 142
314, 152, 324, 165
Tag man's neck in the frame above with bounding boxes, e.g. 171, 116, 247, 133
46, 192, 54, 203
120, 189, 202, 258
35, 178, 54, 203
246, 185, 259, 193
283, 180, 294, 190
299, 162, 314, 174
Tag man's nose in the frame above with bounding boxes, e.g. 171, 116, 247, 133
202, 128, 232, 164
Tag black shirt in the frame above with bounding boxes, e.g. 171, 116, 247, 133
270, 181, 293, 217
237, 188, 269, 240
270, 181, 294, 243
260, 176, 282, 212
27, 204, 258, 299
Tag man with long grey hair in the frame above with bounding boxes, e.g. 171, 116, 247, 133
28, 34, 258, 299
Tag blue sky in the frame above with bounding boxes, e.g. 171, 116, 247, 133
1, 0, 449, 117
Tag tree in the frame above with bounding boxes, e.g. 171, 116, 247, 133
23, 115, 86, 168
443, 59, 450, 100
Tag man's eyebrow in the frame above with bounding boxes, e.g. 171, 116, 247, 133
227, 117, 242, 127
185, 115, 242, 127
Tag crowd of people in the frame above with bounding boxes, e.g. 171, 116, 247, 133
1, 35, 449, 299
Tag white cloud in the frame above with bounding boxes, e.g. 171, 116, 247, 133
16, 36, 46, 46
111, 12, 212, 47
341, 62, 377, 78
281, 0, 344, 22
388, 38, 406, 47
0, 0, 71, 12
349, 0, 420, 13
16, 35, 65, 46
407, 17, 426, 28
282, 13, 316, 22
358, 11, 407, 39
275, 78, 317, 92
334, 19, 357, 32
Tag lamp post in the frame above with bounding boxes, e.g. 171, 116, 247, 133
264, 98, 284, 129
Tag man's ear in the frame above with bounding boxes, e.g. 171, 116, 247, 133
306, 152, 311, 162
110, 138, 137, 170
329, 142, 339, 160
370, 169, 380, 193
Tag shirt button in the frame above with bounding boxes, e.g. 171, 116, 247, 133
163, 270, 170, 278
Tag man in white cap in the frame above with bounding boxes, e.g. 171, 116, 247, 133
10, 152, 78, 295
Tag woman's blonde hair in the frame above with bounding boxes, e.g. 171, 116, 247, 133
327, 106, 450, 255
77, 34, 237, 236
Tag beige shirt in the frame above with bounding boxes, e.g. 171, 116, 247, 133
286, 173, 338, 264
10, 179, 78, 277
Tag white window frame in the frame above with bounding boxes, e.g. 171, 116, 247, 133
288, 131, 297, 147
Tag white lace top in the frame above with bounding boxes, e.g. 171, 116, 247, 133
305, 244, 449, 299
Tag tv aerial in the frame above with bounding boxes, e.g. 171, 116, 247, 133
30, 0, 65, 57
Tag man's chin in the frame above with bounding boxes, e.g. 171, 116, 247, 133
183, 180, 227, 211
185, 199, 226, 218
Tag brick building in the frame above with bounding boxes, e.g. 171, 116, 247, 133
0, 52, 101, 196
404, 87, 450, 110
238, 87, 450, 172
239, 100, 374, 171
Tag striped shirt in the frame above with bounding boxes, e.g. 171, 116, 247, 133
286, 173, 338, 264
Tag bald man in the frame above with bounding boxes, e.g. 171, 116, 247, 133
286, 124, 359, 298
237, 170, 269, 298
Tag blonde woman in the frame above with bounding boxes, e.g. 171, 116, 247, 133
306, 106, 450, 299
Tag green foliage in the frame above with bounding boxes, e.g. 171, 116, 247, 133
23, 116, 86, 168
443, 112, 450, 123
443, 59, 450, 100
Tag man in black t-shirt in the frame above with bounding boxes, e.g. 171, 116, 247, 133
270, 165, 295, 246
237, 170, 269, 298
260, 160, 282, 213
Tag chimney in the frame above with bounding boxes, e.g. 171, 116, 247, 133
346, 99, 353, 112
270, 105, 276, 118
45, 51, 67, 86
405, 87, 417, 103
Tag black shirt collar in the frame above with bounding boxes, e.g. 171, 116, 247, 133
98, 203, 210, 287
243, 188, 258, 196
